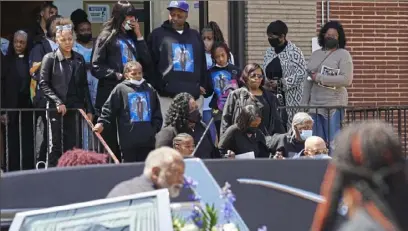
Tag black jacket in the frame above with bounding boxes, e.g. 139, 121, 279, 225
267, 133, 305, 158
218, 124, 270, 158
97, 80, 162, 149
221, 87, 285, 136
205, 64, 241, 111
39, 49, 93, 113
91, 30, 152, 109
1, 55, 32, 121
29, 38, 54, 108
147, 20, 207, 99
155, 123, 219, 159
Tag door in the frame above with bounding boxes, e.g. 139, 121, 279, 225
1, 1, 52, 40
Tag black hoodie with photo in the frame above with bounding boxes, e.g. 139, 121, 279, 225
97, 80, 162, 152
147, 20, 207, 99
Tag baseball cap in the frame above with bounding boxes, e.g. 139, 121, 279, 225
167, 1, 189, 13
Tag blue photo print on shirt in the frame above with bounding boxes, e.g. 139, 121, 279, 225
128, 92, 151, 122
119, 39, 136, 65
172, 43, 194, 72
211, 70, 238, 110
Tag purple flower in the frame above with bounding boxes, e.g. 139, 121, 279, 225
190, 205, 204, 228
184, 176, 198, 189
257, 226, 267, 231
188, 194, 202, 202
220, 182, 237, 222
222, 202, 234, 222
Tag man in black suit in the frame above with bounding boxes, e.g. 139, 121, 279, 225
107, 147, 185, 198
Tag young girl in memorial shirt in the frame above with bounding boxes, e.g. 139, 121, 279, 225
204, 42, 241, 136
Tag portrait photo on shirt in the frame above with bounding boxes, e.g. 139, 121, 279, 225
119, 39, 136, 65
128, 92, 151, 122
211, 70, 238, 110
172, 43, 194, 72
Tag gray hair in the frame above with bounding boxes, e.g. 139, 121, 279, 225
14, 30, 28, 41
143, 147, 183, 177
291, 112, 313, 138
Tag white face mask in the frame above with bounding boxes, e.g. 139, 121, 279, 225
203, 40, 213, 52
300, 130, 313, 141
128, 79, 144, 85
123, 20, 132, 31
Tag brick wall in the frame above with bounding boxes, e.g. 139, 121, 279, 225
317, 1, 408, 107
246, 1, 316, 64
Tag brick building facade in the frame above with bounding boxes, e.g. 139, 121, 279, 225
245, 1, 408, 107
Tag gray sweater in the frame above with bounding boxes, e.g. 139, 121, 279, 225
301, 48, 353, 117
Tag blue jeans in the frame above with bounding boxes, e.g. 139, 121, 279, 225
310, 109, 344, 150
202, 110, 217, 143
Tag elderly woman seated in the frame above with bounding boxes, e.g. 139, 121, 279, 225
293, 136, 331, 159
268, 112, 314, 158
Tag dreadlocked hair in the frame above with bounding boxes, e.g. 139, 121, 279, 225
311, 121, 408, 231
201, 21, 225, 43
165, 93, 194, 132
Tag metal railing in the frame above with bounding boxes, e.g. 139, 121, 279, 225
1, 106, 407, 172
0, 108, 118, 172
278, 106, 408, 155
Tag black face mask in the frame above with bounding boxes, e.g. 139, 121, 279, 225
246, 127, 258, 134
325, 37, 338, 49
77, 33, 92, 43
268, 38, 280, 47
188, 109, 201, 123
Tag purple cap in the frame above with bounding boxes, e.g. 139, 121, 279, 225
167, 1, 189, 12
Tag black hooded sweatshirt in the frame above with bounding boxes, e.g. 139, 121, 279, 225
91, 30, 152, 110
97, 80, 162, 149
147, 20, 207, 99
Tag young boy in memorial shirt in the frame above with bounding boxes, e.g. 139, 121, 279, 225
94, 61, 162, 162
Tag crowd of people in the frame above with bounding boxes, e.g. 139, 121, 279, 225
0, 0, 354, 171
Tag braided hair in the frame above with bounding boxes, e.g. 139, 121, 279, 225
311, 121, 408, 231
201, 21, 225, 43
165, 93, 194, 132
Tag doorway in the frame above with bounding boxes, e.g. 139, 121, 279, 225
1, 1, 52, 40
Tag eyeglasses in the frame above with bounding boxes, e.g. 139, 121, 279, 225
305, 148, 329, 156
249, 73, 264, 79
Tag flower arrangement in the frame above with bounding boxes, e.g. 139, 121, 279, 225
172, 176, 267, 231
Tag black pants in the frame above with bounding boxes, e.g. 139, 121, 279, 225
121, 146, 154, 163
2, 111, 34, 171
35, 111, 48, 163
48, 110, 81, 167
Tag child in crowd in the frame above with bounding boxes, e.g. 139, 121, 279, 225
94, 61, 162, 162
204, 42, 241, 136
173, 133, 195, 158
201, 21, 234, 144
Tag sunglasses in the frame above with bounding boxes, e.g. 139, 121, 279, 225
249, 73, 264, 79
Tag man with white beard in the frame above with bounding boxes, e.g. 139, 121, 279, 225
107, 147, 185, 198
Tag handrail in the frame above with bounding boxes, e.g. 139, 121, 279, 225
77, 109, 120, 164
